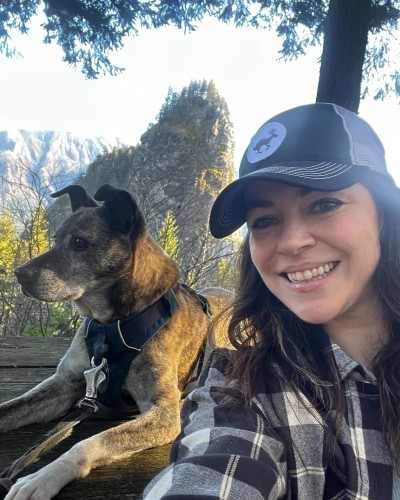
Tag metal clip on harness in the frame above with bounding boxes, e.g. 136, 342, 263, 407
77, 357, 108, 413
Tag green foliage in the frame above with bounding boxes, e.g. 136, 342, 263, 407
210, 256, 237, 290
159, 211, 180, 262
0, 200, 66, 337
25, 205, 50, 258
0, 204, 50, 279
78, 145, 136, 190
0, 210, 20, 277
79, 79, 234, 224
21, 303, 82, 337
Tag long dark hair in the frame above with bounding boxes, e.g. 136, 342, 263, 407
217, 172, 400, 469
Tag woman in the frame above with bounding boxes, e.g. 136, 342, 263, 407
143, 103, 400, 499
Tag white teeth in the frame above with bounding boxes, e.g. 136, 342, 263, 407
303, 270, 313, 280
287, 262, 336, 283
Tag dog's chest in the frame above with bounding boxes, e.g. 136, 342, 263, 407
83, 288, 181, 412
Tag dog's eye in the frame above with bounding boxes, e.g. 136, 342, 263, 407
72, 237, 88, 250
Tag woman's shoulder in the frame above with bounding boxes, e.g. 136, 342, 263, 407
200, 347, 282, 388
207, 347, 233, 370
196, 347, 234, 388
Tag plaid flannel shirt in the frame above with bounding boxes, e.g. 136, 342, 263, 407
143, 342, 393, 499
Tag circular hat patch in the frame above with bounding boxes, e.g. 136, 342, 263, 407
247, 122, 287, 164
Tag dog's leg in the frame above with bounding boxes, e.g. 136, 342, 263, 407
5, 397, 181, 500
0, 373, 85, 433
0, 336, 87, 433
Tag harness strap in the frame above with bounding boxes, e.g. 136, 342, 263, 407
178, 283, 212, 317
84, 286, 181, 412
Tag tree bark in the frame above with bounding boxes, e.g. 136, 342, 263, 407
316, 0, 372, 113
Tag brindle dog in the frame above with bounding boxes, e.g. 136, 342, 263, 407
0, 184, 232, 500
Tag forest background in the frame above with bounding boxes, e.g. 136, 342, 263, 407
0, 0, 399, 337
0, 79, 236, 336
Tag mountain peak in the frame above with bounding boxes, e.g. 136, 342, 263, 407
0, 129, 124, 207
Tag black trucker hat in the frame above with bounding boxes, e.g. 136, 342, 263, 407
210, 102, 395, 239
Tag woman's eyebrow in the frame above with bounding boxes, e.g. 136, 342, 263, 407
246, 188, 315, 209
298, 187, 314, 197
245, 198, 274, 210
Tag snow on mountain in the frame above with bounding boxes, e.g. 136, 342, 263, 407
0, 130, 124, 208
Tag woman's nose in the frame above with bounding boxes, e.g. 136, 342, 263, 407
276, 218, 316, 255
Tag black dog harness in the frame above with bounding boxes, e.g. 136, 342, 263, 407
84, 286, 181, 413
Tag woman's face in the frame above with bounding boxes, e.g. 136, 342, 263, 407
246, 181, 381, 328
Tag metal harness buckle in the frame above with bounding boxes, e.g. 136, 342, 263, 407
77, 357, 108, 413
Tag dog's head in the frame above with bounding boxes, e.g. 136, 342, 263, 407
14, 184, 147, 311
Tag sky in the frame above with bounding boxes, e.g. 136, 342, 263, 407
0, 15, 398, 183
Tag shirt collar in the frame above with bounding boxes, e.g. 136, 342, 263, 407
327, 340, 377, 384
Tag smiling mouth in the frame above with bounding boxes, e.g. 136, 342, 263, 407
286, 262, 337, 283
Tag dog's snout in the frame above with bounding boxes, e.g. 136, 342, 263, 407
15, 264, 37, 281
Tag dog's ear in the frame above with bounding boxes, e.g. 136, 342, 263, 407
51, 185, 98, 212
94, 184, 144, 233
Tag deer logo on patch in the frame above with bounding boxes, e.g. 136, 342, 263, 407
253, 128, 278, 154
247, 122, 287, 164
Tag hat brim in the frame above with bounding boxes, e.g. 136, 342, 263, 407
209, 161, 363, 239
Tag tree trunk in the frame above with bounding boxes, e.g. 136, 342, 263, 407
316, 0, 372, 113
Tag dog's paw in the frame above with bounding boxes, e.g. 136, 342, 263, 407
5, 458, 78, 500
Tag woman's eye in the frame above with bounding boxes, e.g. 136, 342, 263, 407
311, 199, 342, 213
249, 216, 278, 229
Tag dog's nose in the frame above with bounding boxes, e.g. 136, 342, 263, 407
15, 264, 37, 281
